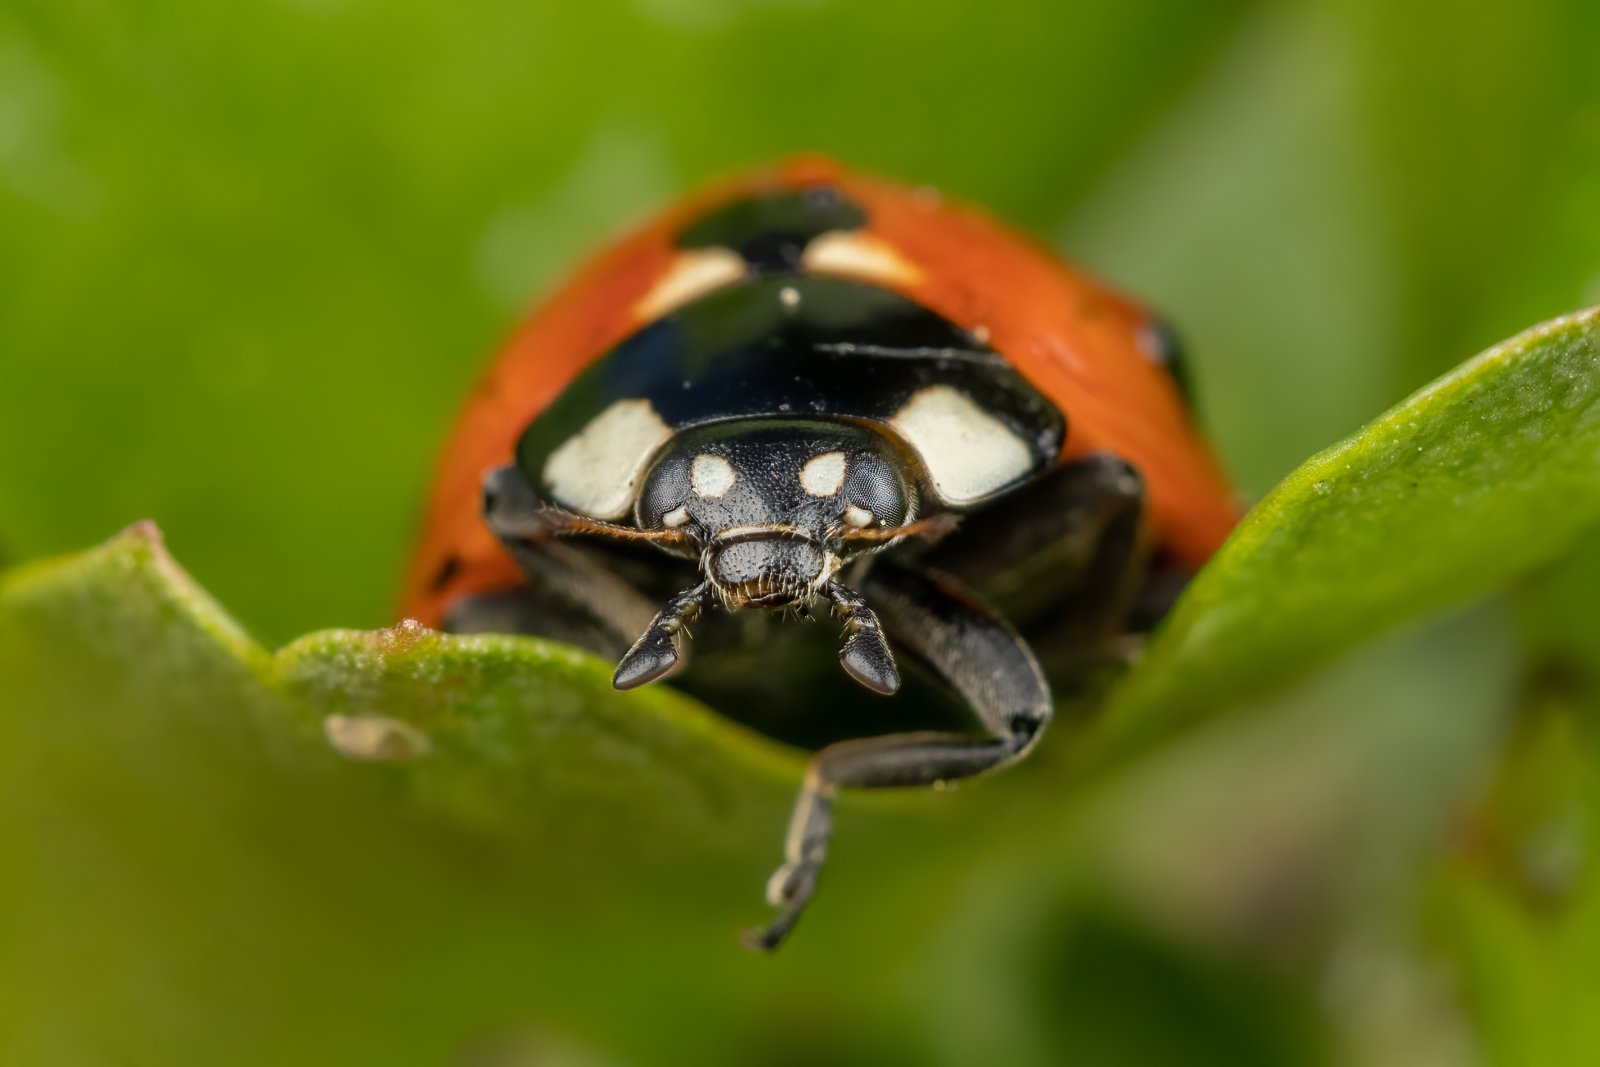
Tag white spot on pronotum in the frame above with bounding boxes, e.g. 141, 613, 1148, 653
543, 398, 672, 519
633, 246, 747, 319
801, 230, 922, 286
889, 385, 1034, 504
662, 504, 690, 527
690, 453, 736, 498
799, 450, 847, 497
324, 714, 432, 763
843, 504, 874, 528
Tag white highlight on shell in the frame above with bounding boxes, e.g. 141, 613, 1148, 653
843, 504, 875, 528
799, 450, 847, 497
690, 453, 736, 498
633, 247, 747, 319
543, 398, 672, 519
662, 504, 690, 527
802, 230, 922, 286
889, 385, 1033, 504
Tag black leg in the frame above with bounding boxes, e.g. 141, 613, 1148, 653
459, 466, 666, 663
825, 580, 899, 695
744, 564, 1050, 951
918, 453, 1146, 635
612, 580, 711, 690
447, 586, 638, 661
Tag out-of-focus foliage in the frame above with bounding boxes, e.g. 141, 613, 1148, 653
3, 0, 1600, 1064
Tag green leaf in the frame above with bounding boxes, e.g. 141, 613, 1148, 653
0, 520, 801, 849
1093, 306, 1600, 766
0, 523, 827, 1067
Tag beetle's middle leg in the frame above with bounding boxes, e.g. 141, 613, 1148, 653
916, 451, 1188, 688
745, 563, 1051, 951
920, 452, 1147, 634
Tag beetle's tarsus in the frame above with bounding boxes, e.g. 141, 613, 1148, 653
612, 633, 679, 690
741, 860, 819, 952
744, 775, 833, 952
744, 848, 824, 951
826, 580, 900, 695
613, 580, 710, 690
838, 628, 898, 695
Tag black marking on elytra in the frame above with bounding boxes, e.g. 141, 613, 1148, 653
515, 275, 1065, 508
675, 187, 867, 272
1144, 315, 1196, 407
430, 555, 462, 592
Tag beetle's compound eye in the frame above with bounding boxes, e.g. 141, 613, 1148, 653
841, 454, 911, 529
635, 451, 694, 530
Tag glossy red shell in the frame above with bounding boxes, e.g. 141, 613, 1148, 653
401, 158, 1238, 627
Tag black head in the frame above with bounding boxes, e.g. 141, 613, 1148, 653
635, 419, 914, 609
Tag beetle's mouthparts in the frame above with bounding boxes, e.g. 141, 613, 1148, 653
611, 546, 897, 698
704, 528, 830, 611
723, 576, 807, 609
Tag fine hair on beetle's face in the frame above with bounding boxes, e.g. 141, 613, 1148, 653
634, 418, 915, 608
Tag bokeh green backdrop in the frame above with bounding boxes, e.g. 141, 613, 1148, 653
3, 1, 1600, 1065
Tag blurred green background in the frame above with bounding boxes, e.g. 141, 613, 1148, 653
3, 1, 1600, 1064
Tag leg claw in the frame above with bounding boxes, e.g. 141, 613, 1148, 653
743, 860, 821, 953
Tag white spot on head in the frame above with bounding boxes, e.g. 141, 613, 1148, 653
843, 504, 875, 528
889, 386, 1034, 505
690, 453, 736, 498
799, 450, 847, 497
662, 504, 690, 527
801, 231, 922, 287
633, 247, 748, 320
543, 399, 672, 519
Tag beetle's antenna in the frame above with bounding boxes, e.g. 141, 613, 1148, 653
834, 513, 959, 545
613, 580, 711, 690
824, 581, 899, 695
539, 506, 695, 546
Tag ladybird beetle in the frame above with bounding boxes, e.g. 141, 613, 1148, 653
401, 157, 1237, 950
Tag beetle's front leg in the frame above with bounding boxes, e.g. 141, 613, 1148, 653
744, 564, 1051, 951
458, 466, 664, 661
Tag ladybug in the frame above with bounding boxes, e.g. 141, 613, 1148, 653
401, 157, 1237, 950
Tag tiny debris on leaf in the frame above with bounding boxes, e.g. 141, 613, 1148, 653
324, 713, 433, 763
